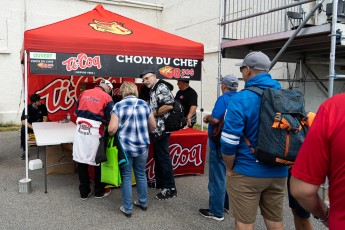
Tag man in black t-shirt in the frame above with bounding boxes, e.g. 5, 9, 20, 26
175, 80, 198, 128
20, 94, 48, 160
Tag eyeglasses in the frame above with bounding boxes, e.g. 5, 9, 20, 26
142, 75, 153, 82
239, 66, 247, 72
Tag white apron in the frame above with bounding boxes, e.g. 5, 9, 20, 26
73, 117, 102, 166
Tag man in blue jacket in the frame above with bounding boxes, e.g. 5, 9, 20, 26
221, 51, 288, 230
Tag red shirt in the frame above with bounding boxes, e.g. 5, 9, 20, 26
75, 86, 114, 124
292, 93, 345, 229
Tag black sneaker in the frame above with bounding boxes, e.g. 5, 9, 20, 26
155, 188, 178, 200
20, 153, 25, 160
95, 188, 111, 199
80, 191, 92, 201
199, 209, 224, 221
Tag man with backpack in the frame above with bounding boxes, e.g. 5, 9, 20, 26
221, 51, 288, 229
199, 74, 238, 221
140, 70, 178, 200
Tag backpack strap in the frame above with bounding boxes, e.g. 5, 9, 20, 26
152, 79, 165, 92
244, 136, 255, 154
245, 86, 264, 96
243, 86, 264, 154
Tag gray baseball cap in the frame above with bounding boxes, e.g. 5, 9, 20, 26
219, 74, 239, 87
235, 51, 271, 71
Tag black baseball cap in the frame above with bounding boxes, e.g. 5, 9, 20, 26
139, 70, 156, 78
178, 79, 190, 84
30, 94, 41, 103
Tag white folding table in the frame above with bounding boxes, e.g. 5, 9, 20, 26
32, 122, 76, 193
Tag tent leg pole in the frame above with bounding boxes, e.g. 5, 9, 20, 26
200, 65, 204, 131
19, 50, 32, 194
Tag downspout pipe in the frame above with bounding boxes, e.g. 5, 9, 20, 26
328, 0, 339, 97
217, 0, 224, 97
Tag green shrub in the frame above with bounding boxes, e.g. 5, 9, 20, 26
0, 122, 21, 132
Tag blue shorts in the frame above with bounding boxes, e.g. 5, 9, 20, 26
287, 168, 311, 219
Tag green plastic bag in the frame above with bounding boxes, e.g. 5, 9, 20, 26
101, 136, 122, 186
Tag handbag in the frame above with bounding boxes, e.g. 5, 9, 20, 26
101, 136, 122, 186
210, 116, 224, 145
114, 132, 128, 168
95, 136, 107, 164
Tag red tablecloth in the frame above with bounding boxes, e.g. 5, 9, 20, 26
89, 128, 208, 182
146, 128, 208, 181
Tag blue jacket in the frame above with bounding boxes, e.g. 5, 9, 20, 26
220, 72, 288, 178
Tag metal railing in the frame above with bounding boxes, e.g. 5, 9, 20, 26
222, 0, 318, 40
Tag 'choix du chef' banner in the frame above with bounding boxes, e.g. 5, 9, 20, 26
29, 52, 202, 80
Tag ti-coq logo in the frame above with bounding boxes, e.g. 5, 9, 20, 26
89, 19, 132, 35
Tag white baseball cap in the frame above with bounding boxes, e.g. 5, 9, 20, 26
100, 79, 113, 89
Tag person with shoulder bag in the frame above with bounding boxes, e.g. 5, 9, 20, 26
108, 82, 156, 217
199, 74, 238, 221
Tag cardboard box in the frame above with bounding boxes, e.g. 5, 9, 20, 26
28, 138, 37, 146
40, 144, 76, 175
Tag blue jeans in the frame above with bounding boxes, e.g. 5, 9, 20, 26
120, 152, 148, 213
208, 142, 228, 217
152, 133, 176, 189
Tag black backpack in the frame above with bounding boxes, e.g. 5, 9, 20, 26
245, 87, 313, 166
153, 80, 184, 132
164, 100, 184, 131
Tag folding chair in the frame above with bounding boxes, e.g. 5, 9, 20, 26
287, 11, 314, 30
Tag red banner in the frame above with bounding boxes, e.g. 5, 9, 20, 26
89, 128, 207, 182
146, 128, 207, 180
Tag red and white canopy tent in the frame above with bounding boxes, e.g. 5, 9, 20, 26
21, 4, 204, 184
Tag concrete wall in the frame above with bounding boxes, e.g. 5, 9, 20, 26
0, 0, 25, 123
0, 0, 343, 125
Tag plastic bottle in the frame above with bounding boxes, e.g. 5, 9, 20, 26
67, 112, 71, 121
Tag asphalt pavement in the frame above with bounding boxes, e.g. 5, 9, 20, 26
0, 131, 327, 230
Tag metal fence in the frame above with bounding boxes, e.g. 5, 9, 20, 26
222, 0, 318, 40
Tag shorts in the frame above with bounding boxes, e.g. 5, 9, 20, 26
287, 168, 311, 219
227, 172, 286, 224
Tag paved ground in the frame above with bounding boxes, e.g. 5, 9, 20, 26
0, 131, 327, 230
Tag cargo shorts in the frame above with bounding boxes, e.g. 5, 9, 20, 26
227, 172, 286, 224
